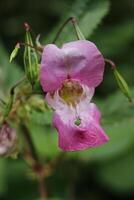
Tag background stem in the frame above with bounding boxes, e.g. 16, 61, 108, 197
39, 175, 47, 200
52, 17, 80, 43
21, 124, 47, 200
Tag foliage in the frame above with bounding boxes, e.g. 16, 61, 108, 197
45, 0, 110, 45
0, 43, 22, 96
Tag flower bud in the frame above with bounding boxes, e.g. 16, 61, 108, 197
9, 43, 20, 63
23, 24, 39, 86
0, 123, 18, 157
113, 68, 132, 102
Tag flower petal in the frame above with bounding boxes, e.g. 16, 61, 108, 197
53, 103, 109, 151
62, 40, 105, 88
40, 44, 67, 92
40, 40, 105, 92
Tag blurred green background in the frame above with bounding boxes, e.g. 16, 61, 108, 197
0, 0, 134, 199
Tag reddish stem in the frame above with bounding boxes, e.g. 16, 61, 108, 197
18, 42, 43, 52
22, 125, 47, 200
38, 175, 47, 200
105, 58, 116, 69
52, 16, 79, 43
24, 22, 30, 31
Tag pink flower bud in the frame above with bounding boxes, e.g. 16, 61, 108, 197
0, 123, 17, 156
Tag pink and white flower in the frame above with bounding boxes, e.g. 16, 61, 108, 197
40, 40, 109, 151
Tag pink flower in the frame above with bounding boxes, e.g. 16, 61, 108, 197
0, 123, 17, 156
40, 40, 109, 151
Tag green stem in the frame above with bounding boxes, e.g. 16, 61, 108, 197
52, 16, 85, 44
21, 124, 47, 200
105, 58, 116, 69
71, 17, 85, 40
39, 175, 47, 200
20, 42, 43, 53
3, 76, 26, 121
48, 152, 66, 170
21, 124, 39, 162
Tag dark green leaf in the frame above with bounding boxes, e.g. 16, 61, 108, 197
97, 151, 134, 192
45, 0, 110, 45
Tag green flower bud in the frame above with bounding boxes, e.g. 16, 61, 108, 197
23, 25, 39, 86
113, 68, 132, 102
9, 43, 20, 63
0, 123, 18, 157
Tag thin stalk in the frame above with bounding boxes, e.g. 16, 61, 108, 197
19, 42, 43, 53
52, 16, 84, 44
38, 175, 47, 200
48, 152, 65, 170
2, 77, 26, 123
105, 58, 116, 69
21, 124, 39, 162
10, 76, 26, 96
105, 58, 132, 102
53, 17, 75, 43
21, 124, 47, 200
71, 17, 85, 40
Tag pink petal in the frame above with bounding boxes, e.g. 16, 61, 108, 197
62, 40, 105, 88
40, 44, 67, 92
53, 103, 109, 151
40, 40, 104, 92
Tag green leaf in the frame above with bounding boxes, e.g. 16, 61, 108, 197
6, 161, 38, 200
45, 0, 110, 45
27, 123, 60, 158
79, 0, 110, 38
97, 151, 134, 192
91, 20, 134, 57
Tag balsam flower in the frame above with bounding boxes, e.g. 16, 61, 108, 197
0, 123, 17, 156
40, 40, 109, 151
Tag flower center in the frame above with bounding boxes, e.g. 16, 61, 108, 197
59, 80, 83, 106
